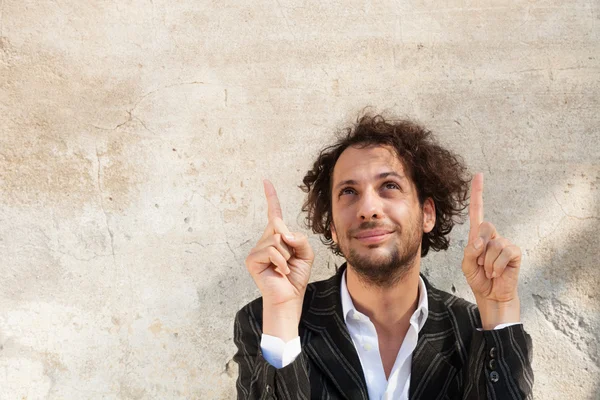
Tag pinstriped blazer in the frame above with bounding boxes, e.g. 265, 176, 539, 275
233, 264, 533, 399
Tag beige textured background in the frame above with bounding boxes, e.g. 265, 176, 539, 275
0, 0, 598, 399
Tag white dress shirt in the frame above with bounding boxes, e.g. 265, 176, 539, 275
261, 270, 428, 400
339, 270, 429, 400
260, 271, 520, 400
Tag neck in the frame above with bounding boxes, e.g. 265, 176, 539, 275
345, 262, 421, 333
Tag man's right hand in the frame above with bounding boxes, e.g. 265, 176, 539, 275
244, 179, 314, 341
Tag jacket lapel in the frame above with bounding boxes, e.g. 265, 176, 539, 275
302, 265, 369, 400
409, 276, 459, 400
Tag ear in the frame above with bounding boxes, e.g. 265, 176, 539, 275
422, 197, 436, 234
330, 222, 338, 244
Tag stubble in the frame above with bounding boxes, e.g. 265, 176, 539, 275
342, 214, 423, 288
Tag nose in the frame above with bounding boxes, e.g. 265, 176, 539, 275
357, 187, 383, 221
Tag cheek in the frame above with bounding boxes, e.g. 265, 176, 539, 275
331, 208, 351, 242
386, 203, 410, 220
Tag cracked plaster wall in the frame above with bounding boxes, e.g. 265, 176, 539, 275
0, 0, 598, 399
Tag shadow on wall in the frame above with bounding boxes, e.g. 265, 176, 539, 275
527, 165, 600, 399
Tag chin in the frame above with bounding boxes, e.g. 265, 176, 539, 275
349, 246, 398, 267
342, 238, 420, 287
362, 242, 398, 255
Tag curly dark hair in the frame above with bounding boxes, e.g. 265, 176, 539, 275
300, 114, 471, 257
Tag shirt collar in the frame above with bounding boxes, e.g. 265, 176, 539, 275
340, 269, 429, 330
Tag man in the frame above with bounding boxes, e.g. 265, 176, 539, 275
233, 115, 533, 399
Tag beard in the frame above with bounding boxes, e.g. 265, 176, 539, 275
340, 214, 423, 288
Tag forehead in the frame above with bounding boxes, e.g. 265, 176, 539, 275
332, 145, 407, 182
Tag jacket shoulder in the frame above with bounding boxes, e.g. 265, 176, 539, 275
427, 282, 482, 330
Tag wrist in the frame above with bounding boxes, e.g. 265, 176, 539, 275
262, 302, 301, 342
476, 296, 521, 330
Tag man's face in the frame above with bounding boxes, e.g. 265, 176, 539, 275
330, 145, 435, 286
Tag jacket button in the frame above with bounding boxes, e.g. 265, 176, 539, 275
488, 359, 497, 370
489, 347, 497, 358
489, 371, 499, 383
266, 384, 272, 393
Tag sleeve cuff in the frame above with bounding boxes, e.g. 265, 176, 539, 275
260, 334, 301, 369
493, 322, 522, 330
477, 322, 522, 332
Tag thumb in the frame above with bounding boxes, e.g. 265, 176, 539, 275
282, 233, 314, 263
462, 237, 485, 277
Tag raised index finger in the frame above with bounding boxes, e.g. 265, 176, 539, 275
468, 173, 484, 243
263, 179, 283, 221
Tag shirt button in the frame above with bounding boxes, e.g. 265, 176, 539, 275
488, 359, 497, 371
353, 313, 361, 321
363, 343, 372, 351
489, 371, 499, 383
489, 347, 497, 358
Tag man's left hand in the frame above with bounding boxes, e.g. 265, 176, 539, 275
462, 173, 522, 330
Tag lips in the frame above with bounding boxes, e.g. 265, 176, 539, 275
355, 229, 394, 239
352, 229, 395, 245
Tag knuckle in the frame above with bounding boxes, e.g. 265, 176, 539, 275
483, 253, 492, 263
489, 239, 504, 251
481, 221, 495, 232
281, 246, 292, 260
272, 216, 283, 225
267, 246, 278, 258
492, 258, 503, 269
508, 245, 521, 257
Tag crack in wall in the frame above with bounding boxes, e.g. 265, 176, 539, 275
462, 114, 492, 174
128, 81, 207, 116
552, 191, 599, 221
274, 0, 297, 41
132, 115, 157, 135
479, 143, 492, 174
187, 189, 242, 265
90, 81, 208, 132
95, 142, 117, 266
91, 112, 133, 131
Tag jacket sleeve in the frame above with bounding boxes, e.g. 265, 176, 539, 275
233, 305, 311, 400
463, 324, 534, 400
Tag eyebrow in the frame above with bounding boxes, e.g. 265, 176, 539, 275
334, 172, 406, 190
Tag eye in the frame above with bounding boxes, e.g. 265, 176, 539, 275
383, 181, 400, 190
339, 187, 356, 196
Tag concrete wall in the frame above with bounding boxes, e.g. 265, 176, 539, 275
0, 0, 598, 398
